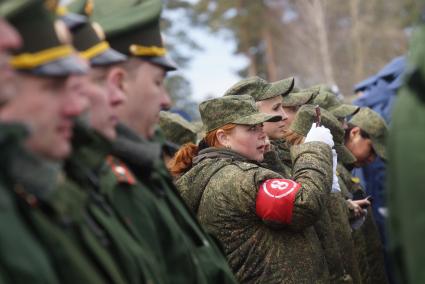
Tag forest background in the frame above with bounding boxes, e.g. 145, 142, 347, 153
162, 0, 424, 120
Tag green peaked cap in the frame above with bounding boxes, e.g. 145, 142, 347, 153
92, 0, 177, 71
65, 0, 126, 66
199, 95, 281, 132
159, 111, 197, 146
224, 76, 294, 101
349, 107, 388, 160
312, 91, 359, 119
281, 90, 316, 107
290, 105, 356, 165
8, 0, 88, 76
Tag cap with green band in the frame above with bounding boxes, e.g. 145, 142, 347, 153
92, 0, 177, 71
65, 0, 126, 66
8, 0, 88, 76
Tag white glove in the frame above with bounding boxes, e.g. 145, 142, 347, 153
331, 149, 340, 193
304, 123, 334, 147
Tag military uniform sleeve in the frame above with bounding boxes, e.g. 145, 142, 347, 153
288, 141, 333, 231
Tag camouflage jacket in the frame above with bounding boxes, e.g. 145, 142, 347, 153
337, 163, 388, 284
176, 143, 333, 283
265, 139, 352, 283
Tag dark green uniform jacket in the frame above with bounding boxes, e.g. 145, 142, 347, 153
388, 16, 425, 284
338, 163, 388, 284
0, 123, 59, 284
65, 123, 169, 284
176, 143, 333, 284
110, 123, 237, 284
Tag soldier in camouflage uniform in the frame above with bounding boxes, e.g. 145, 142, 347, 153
222, 76, 294, 177
89, 0, 238, 283
173, 94, 336, 283
221, 76, 334, 282
285, 105, 360, 283
342, 108, 389, 284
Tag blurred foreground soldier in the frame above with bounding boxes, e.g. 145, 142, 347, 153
0, 0, 93, 282
172, 93, 335, 283
342, 108, 389, 284
388, 11, 425, 284
93, 0, 237, 283
0, 1, 21, 103
61, 1, 172, 283
159, 110, 197, 162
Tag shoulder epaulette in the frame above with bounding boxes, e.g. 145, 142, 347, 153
106, 155, 136, 185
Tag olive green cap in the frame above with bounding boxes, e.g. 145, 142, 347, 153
223, 76, 294, 101
7, 0, 88, 76
65, 0, 126, 66
349, 107, 388, 160
281, 90, 315, 107
159, 111, 197, 146
199, 95, 282, 132
311, 91, 359, 119
290, 105, 356, 165
93, 0, 177, 71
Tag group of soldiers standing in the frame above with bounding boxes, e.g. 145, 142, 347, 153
0, 0, 422, 283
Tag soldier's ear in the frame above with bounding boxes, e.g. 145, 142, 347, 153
216, 129, 229, 148
107, 66, 125, 93
350, 126, 361, 139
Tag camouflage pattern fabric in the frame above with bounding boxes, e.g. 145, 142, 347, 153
199, 95, 280, 132
338, 163, 388, 284
176, 141, 333, 283
159, 111, 197, 146
223, 76, 294, 101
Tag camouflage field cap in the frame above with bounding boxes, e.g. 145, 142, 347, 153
312, 91, 359, 119
290, 105, 356, 165
93, 0, 177, 71
159, 111, 197, 146
199, 95, 282, 132
349, 107, 388, 160
223, 76, 294, 101
65, 0, 127, 66
7, 0, 88, 76
281, 90, 315, 107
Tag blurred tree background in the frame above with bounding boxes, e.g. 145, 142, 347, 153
162, 0, 424, 116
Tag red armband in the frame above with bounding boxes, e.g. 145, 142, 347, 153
256, 179, 301, 224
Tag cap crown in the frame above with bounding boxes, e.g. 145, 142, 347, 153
224, 76, 294, 101
159, 111, 197, 146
